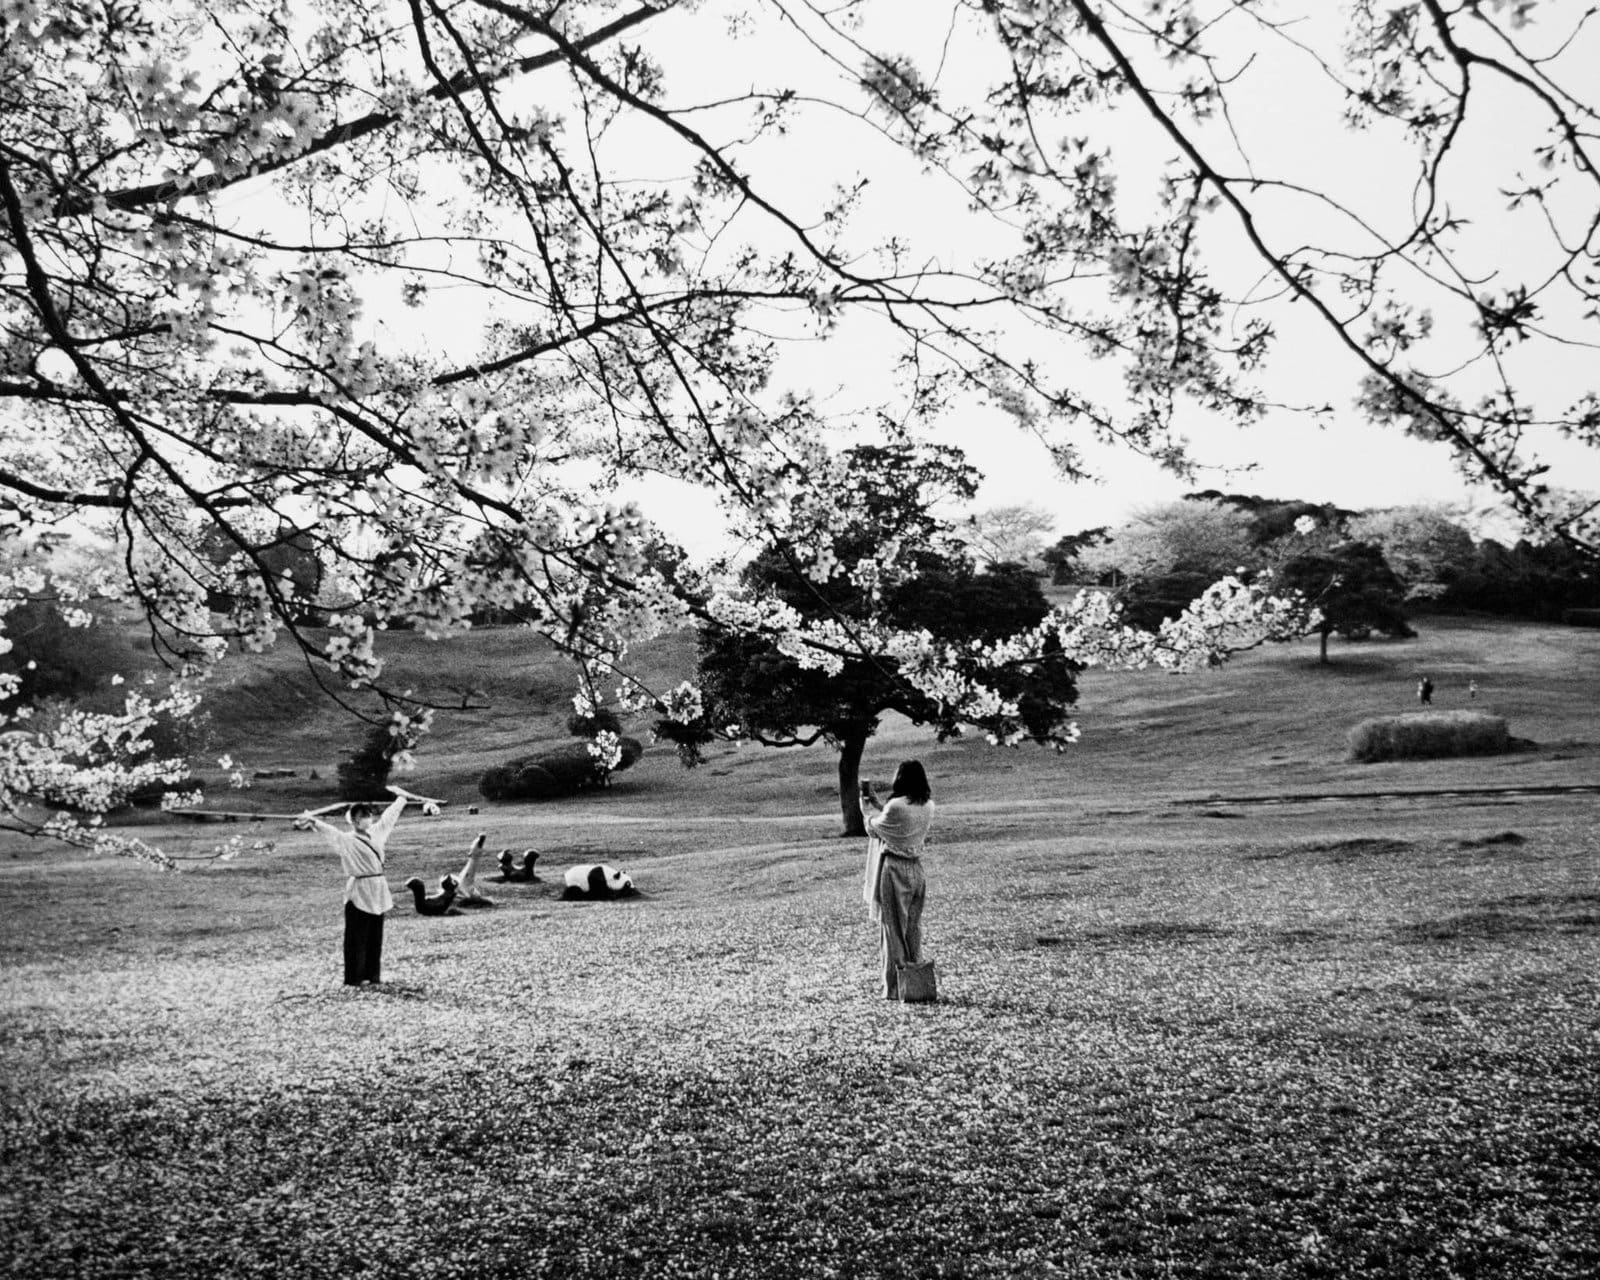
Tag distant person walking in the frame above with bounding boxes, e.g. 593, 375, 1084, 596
1418, 675, 1434, 705
1469, 679, 1479, 700
861, 760, 935, 1000
302, 784, 421, 987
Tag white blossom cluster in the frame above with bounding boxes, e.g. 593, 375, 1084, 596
673, 575, 1313, 752
585, 729, 625, 774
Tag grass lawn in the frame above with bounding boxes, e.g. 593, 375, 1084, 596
1, 616, 1598, 1278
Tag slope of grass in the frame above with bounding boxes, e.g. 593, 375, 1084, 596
123, 613, 1600, 823
1, 614, 1598, 1278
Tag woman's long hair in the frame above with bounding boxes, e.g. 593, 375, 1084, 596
889, 760, 932, 805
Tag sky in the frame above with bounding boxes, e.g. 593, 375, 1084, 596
610, 0, 1599, 556
322, 0, 1596, 560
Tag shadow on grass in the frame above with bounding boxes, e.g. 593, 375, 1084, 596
1243, 836, 1416, 863
1395, 903, 1600, 942
1045, 922, 1339, 947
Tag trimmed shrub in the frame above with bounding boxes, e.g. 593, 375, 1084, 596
478, 737, 643, 802
476, 763, 516, 801
1347, 710, 1511, 763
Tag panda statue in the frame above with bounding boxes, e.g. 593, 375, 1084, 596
561, 863, 636, 901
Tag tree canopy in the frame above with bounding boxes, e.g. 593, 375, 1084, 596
1264, 535, 1414, 664
963, 503, 1057, 571
4, 0, 1595, 852
656, 448, 1082, 834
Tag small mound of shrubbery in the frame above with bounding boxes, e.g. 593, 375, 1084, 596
1347, 710, 1511, 763
479, 737, 643, 801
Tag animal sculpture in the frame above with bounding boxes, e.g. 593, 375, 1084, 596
496, 848, 540, 882
560, 863, 635, 901
405, 873, 460, 916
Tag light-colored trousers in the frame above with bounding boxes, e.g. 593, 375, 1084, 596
877, 853, 926, 998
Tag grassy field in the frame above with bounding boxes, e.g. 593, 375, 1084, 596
1, 615, 1598, 1278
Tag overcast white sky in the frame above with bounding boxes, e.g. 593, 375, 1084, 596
609, 1, 1594, 552
347, 0, 1595, 555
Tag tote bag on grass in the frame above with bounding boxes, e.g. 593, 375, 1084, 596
896, 959, 937, 1003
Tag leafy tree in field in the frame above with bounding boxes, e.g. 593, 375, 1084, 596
676, 557, 1082, 836
6, 0, 1592, 852
1268, 538, 1413, 664
656, 449, 1080, 835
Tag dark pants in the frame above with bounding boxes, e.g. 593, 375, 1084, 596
877, 854, 926, 999
343, 902, 384, 985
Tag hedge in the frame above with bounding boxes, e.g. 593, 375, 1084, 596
1347, 710, 1511, 763
479, 737, 643, 801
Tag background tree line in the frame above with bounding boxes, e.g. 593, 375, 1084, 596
967, 495, 1600, 638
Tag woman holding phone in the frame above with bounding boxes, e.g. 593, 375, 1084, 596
860, 760, 935, 999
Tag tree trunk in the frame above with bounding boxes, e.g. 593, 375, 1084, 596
837, 730, 869, 837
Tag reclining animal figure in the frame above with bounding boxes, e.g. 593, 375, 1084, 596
405, 873, 460, 916
496, 848, 540, 882
560, 863, 635, 901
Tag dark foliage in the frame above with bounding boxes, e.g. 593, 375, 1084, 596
566, 707, 624, 738
199, 525, 326, 625
1446, 539, 1600, 621
336, 725, 404, 802
1187, 491, 1359, 547
479, 737, 643, 802
0, 600, 127, 707
1272, 539, 1414, 662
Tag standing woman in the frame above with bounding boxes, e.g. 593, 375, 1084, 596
861, 760, 935, 999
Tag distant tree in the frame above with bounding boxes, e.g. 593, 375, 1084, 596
1041, 527, 1110, 585
964, 504, 1056, 570
1348, 506, 1478, 602
1269, 538, 1413, 664
1451, 537, 1600, 621
1079, 499, 1257, 627
1188, 492, 1358, 549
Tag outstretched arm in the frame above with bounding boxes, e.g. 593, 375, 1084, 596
367, 789, 410, 841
